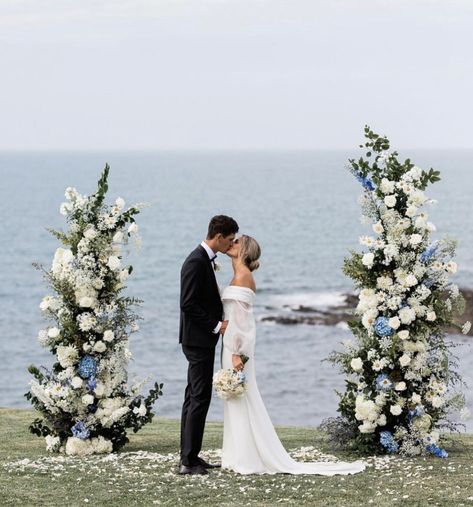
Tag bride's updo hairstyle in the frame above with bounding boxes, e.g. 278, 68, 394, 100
239, 235, 261, 272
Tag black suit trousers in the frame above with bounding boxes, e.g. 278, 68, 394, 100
180, 344, 215, 466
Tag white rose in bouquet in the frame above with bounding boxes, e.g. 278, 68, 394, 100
350, 357, 363, 372
82, 394, 94, 406
399, 353, 412, 367
362, 252, 375, 268
103, 330, 115, 342
107, 256, 121, 271
372, 222, 384, 234
426, 311, 437, 322
399, 307, 416, 325
128, 223, 139, 234
93, 341, 107, 353
71, 377, 83, 389
388, 316, 401, 330
384, 195, 397, 208
390, 404, 403, 416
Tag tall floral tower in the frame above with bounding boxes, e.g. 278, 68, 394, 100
26, 166, 163, 455
327, 127, 469, 456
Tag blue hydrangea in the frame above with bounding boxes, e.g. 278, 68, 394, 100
234, 371, 246, 385
380, 431, 399, 453
420, 243, 438, 263
426, 444, 448, 459
71, 420, 90, 440
354, 172, 375, 192
376, 374, 393, 391
87, 377, 97, 391
374, 317, 394, 338
78, 355, 97, 379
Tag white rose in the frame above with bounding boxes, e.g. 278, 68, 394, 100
359, 421, 377, 433
133, 403, 147, 417
384, 195, 397, 208
362, 308, 379, 329
103, 330, 115, 342
372, 222, 384, 234
377, 414, 387, 426
128, 223, 139, 234
409, 234, 423, 247
411, 393, 422, 404
380, 178, 395, 194
446, 261, 457, 274
79, 296, 95, 308
350, 357, 363, 372
71, 377, 83, 389
388, 317, 401, 330
82, 394, 94, 406
362, 252, 375, 269
93, 341, 107, 353
390, 404, 403, 416
398, 330, 410, 340
83, 343, 92, 353
406, 205, 417, 217
399, 353, 412, 367
395, 381, 407, 391
107, 256, 121, 271
115, 197, 125, 209
119, 269, 129, 282
83, 227, 98, 240
377, 276, 393, 290
405, 274, 418, 287
399, 307, 416, 325
48, 327, 60, 338
94, 382, 105, 398
426, 311, 437, 322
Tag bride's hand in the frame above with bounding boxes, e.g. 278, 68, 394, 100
232, 354, 244, 372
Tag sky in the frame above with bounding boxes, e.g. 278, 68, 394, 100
1, 0, 472, 150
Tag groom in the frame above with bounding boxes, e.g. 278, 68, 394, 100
179, 215, 239, 475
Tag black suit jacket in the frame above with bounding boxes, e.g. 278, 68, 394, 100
179, 245, 223, 348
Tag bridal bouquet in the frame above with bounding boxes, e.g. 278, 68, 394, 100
213, 355, 249, 400
326, 126, 469, 458
25, 165, 163, 455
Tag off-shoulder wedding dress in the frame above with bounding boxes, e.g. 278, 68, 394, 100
221, 285, 365, 475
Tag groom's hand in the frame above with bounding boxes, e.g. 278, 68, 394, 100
220, 320, 229, 335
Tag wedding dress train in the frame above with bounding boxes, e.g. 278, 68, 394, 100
221, 285, 365, 475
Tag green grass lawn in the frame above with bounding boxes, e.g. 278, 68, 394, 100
1, 408, 472, 507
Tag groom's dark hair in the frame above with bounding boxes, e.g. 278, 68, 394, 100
207, 215, 239, 239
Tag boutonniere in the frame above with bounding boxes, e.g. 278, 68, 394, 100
213, 261, 221, 272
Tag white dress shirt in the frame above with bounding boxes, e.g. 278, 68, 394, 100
201, 241, 222, 334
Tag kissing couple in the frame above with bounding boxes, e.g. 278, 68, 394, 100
178, 215, 365, 475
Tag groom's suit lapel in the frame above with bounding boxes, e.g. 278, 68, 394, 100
196, 245, 220, 297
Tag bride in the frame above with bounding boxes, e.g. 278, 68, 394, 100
220, 235, 365, 475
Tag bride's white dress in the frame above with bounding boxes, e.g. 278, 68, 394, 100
221, 285, 365, 475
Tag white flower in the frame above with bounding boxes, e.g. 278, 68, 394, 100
355, 397, 379, 422
426, 222, 436, 232
45, 435, 61, 452
375, 393, 387, 406
82, 394, 94, 405
103, 330, 115, 342
405, 274, 418, 288
371, 358, 387, 372
93, 341, 107, 353
94, 382, 106, 398
59, 202, 72, 216
462, 321, 471, 335
118, 268, 129, 283
113, 231, 124, 243
115, 197, 125, 209
359, 421, 377, 433
388, 317, 401, 330
384, 195, 397, 208
377, 414, 387, 426
399, 307, 416, 325
71, 376, 83, 389
409, 234, 423, 247
79, 296, 96, 308
426, 311, 437, 322
133, 403, 147, 417
48, 327, 60, 339
362, 252, 375, 269
406, 205, 417, 218
372, 222, 384, 234
350, 357, 363, 372
390, 404, 403, 416
411, 393, 422, 404
83, 227, 98, 240
107, 256, 121, 271
431, 396, 444, 408
128, 223, 139, 234
362, 308, 378, 329
397, 329, 409, 340
380, 178, 395, 194
83, 343, 92, 352
376, 276, 393, 290
395, 381, 407, 391
446, 261, 457, 274
57, 345, 79, 368
399, 353, 412, 367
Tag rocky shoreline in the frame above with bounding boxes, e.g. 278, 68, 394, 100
261, 288, 473, 335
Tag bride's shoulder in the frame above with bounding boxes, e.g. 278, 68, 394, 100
231, 271, 256, 293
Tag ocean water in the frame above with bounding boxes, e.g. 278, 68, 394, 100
1, 150, 472, 430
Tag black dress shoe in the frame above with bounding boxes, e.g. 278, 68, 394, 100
178, 464, 208, 475
197, 457, 221, 469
